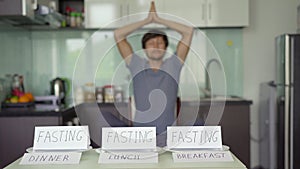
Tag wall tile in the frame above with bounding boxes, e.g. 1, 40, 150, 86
0, 28, 243, 102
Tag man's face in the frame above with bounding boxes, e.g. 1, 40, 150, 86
144, 36, 166, 61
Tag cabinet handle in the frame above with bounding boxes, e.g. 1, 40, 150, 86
208, 3, 212, 20
127, 4, 129, 16
120, 5, 123, 18
202, 3, 205, 21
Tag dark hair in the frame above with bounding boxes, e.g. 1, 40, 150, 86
142, 29, 168, 49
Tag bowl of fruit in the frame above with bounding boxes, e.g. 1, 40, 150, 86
2, 88, 34, 108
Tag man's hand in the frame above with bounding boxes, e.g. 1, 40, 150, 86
147, 1, 160, 23
146, 1, 194, 63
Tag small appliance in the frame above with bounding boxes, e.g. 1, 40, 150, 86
50, 77, 68, 106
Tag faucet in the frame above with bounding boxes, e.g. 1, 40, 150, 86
203, 58, 222, 98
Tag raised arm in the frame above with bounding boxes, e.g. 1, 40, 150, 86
114, 11, 152, 65
150, 2, 194, 63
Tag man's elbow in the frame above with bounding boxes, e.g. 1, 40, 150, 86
114, 29, 126, 42
114, 29, 123, 42
181, 27, 194, 39
114, 29, 120, 41
186, 27, 194, 36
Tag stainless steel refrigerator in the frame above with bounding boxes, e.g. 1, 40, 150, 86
275, 34, 300, 169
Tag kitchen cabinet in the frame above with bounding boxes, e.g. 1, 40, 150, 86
85, 0, 249, 28
202, 101, 251, 168
162, 0, 206, 26
0, 108, 76, 168
85, 0, 124, 28
73, 100, 252, 168
179, 100, 252, 168
85, 0, 164, 28
0, 116, 60, 168
163, 0, 249, 27
205, 0, 249, 27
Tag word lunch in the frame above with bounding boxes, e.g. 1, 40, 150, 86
99, 152, 158, 164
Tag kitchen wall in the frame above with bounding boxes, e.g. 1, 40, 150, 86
243, 0, 299, 168
0, 28, 243, 104
0, 29, 33, 92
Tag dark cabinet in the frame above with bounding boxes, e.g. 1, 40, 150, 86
0, 101, 251, 168
0, 116, 61, 168
0, 108, 75, 168
219, 104, 250, 168
76, 101, 252, 168
183, 101, 252, 168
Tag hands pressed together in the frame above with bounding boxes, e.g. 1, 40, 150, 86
114, 1, 194, 63
146, 1, 161, 24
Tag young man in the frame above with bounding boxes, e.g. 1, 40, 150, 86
114, 2, 193, 145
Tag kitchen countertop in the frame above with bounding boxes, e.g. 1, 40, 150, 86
182, 98, 253, 106
0, 106, 75, 117
0, 98, 252, 117
4, 149, 247, 169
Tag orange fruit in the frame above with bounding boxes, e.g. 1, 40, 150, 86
18, 95, 30, 103
24, 93, 34, 102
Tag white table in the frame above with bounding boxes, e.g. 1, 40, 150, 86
4, 150, 247, 169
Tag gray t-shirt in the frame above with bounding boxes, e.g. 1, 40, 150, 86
127, 53, 183, 134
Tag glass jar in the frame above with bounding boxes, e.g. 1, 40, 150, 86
84, 83, 95, 102
75, 86, 84, 105
103, 85, 115, 103
114, 86, 123, 103
70, 12, 77, 27
95, 86, 103, 103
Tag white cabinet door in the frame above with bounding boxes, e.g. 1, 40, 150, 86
206, 0, 249, 27
162, 0, 206, 27
85, 0, 249, 28
127, 0, 164, 16
85, 0, 124, 28
85, 0, 164, 28
162, 0, 248, 27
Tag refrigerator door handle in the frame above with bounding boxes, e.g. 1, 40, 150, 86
268, 81, 293, 87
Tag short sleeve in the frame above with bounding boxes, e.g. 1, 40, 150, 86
161, 54, 183, 83
168, 54, 183, 69
126, 53, 147, 77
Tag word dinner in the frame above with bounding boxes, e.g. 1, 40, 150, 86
28, 154, 70, 162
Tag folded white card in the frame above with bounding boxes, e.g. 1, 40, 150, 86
33, 126, 90, 151
102, 127, 156, 150
167, 126, 222, 149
